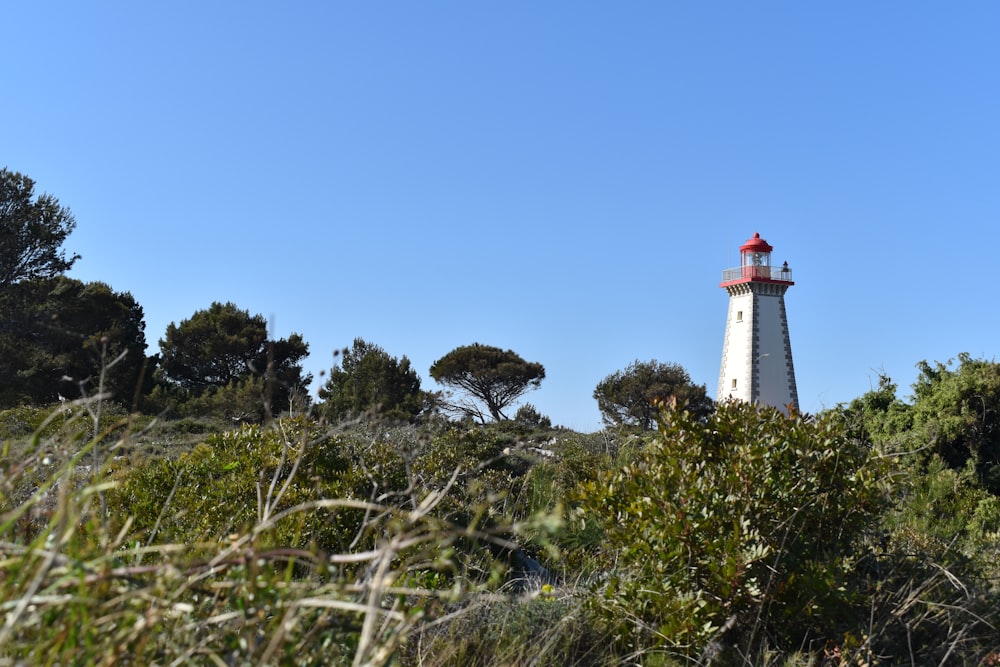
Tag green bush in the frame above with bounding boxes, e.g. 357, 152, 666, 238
177, 376, 271, 423
833, 366, 1000, 664
108, 418, 371, 555
0, 400, 131, 443
578, 400, 888, 659
0, 404, 52, 439
859, 454, 1000, 664
108, 419, 545, 586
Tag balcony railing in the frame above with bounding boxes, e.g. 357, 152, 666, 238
721, 265, 793, 283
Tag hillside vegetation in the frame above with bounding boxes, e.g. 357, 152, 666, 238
2, 360, 1000, 665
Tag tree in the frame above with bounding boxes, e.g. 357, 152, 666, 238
429, 343, 545, 423
835, 372, 912, 449
0, 277, 150, 407
0, 168, 80, 286
318, 338, 426, 423
514, 403, 552, 430
835, 355, 1000, 495
593, 359, 713, 429
158, 302, 311, 416
909, 353, 1000, 494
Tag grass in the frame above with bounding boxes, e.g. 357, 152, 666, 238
0, 394, 631, 665
0, 396, 518, 665
402, 589, 618, 667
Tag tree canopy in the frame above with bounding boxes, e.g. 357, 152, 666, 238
0, 277, 149, 407
842, 354, 1000, 496
910, 353, 1000, 488
429, 343, 545, 423
158, 302, 311, 416
318, 338, 426, 423
0, 168, 80, 286
593, 359, 713, 429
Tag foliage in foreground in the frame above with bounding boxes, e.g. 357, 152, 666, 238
403, 593, 615, 667
580, 400, 889, 659
576, 398, 1000, 665
3, 369, 1000, 665
0, 403, 532, 665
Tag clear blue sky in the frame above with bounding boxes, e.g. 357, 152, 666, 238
5, 3, 1000, 431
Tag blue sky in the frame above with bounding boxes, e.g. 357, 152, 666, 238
4, 3, 1000, 431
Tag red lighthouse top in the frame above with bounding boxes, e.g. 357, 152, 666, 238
740, 232, 773, 254
720, 232, 793, 287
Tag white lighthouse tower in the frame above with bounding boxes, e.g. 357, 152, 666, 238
717, 232, 799, 414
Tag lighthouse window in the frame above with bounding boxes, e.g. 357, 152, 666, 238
731, 378, 738, 390
736, 310, 743, 322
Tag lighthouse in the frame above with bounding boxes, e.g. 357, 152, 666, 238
717, 232, 799, 414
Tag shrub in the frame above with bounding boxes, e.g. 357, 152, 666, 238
514, 403, 552, 430
858, 454, 1000, 664
176, 376, 270, 423
579, 400, 888, 659
107, 418, 371, 555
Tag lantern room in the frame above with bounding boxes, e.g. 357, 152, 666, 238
720, 232, 793, 286
742, 232, 772, 277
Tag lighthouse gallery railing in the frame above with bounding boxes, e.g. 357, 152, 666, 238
721, 266, 793, 282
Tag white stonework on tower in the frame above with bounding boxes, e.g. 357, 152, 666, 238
717, 232, 799, 414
